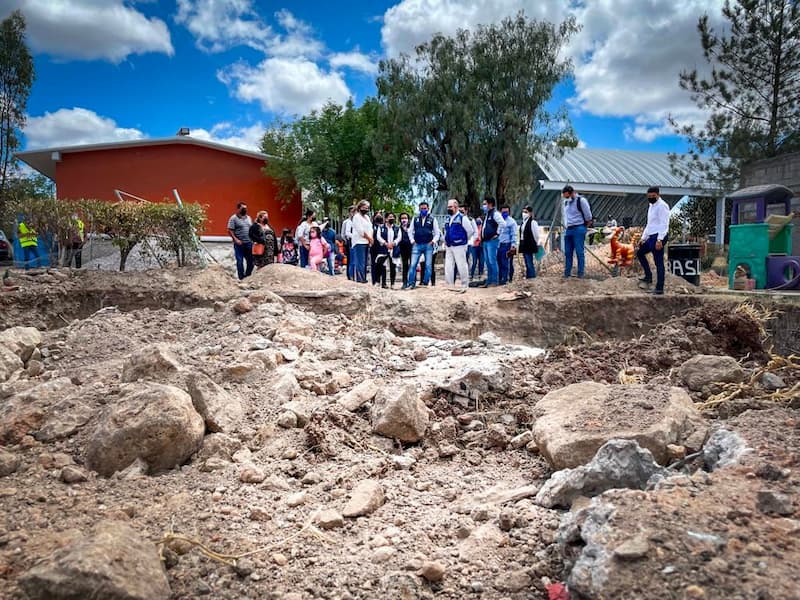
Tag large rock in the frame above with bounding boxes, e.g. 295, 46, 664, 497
435, 364, 510, 403
371, 385, 429, 442
121, 343, 180, 383
533, 382, 706, 469
0, 378, 77, 444
0, 447, 20, 477
337, 380, 379, 412
679, 354, 745, 392
19, 521, 170, 600
0, 326, 42, 361
187, 372, 243, 433
535, 440, 666, 508
85, 383, 204, 477
0, 344, 23, 383
34, 398, 94, 442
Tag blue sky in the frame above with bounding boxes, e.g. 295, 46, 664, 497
4, 0, 726, 156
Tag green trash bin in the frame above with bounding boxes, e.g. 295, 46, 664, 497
668, 244, 701, 285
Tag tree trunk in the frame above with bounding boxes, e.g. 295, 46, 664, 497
464, 170, 480, 215
119, 247, 130, 272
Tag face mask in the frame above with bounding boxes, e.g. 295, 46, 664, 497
522, 213, 529, 219
420, 209, 428, 217
401, 219, 408, 226
648, 197, 657, 204
388, 218, 395, 224
447, 208, 455, 215
239, 208, 247, 216
360, 209, 369, 214
375, 218, 384, 225
482, 205, 488, 213
476, 218, 482, 225
501, 211, 509, 218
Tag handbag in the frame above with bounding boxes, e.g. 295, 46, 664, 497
252, 243, 265, 256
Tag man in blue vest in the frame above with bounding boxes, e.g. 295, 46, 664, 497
444, 198, 475, 291
479, 196, 504, 287
405, 201, 441, 289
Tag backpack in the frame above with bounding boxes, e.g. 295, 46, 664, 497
575, 196, 593, 228
482, 210, 499, 240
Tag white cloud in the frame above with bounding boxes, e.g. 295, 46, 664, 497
329, 50, 378, 75
269, 8, 324, 59
3, 0, 173, 62
381, 0, 570, 58
174, 0, 272, 52
24, 108, 145, 149
380, 0, 726, 143
188, 122, 265, 151
219, 57, 350, 115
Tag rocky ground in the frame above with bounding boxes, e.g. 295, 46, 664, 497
0, 263, 798, 600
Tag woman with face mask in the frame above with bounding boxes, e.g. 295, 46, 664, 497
397, 212, 413, 287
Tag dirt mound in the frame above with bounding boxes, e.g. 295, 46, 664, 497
250, 263, 363, 291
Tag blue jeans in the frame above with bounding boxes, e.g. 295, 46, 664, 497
523, 252, 537, 278
22, 245, 38, 269
407, 243, 433, 286
352, 244, 368, 283
637, 234, 666, 291
563, 225, 587, 278
327, 251, 335, 276
482, 238, 500, 285
234, 242, 254, 280
469, 245, 483, 278
498, 242, 513, 284
299, 245, 309, 268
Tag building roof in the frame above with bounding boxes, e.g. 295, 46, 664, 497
536, 147, 709, 196
15, 136, 272, 180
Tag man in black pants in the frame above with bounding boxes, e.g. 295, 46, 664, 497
637, 186, 670, 295
398, 212, 413, 288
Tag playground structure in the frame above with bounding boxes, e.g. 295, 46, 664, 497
727, 184, 799, 291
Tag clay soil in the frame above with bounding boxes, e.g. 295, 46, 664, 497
0, 263, 798, 600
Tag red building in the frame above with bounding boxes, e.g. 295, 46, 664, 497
16, 136, 301, 238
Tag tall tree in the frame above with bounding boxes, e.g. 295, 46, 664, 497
671, 0, 800, 192
261, 98, 412, 220
377, 12, 578, 214
0, 10, 35, 211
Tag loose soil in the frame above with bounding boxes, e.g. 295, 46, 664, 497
0, 263, 798, 600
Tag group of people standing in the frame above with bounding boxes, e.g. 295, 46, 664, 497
340, 196, 542, 290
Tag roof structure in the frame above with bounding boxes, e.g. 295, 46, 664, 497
528, 147, 715, 226
15, 136, 272, 180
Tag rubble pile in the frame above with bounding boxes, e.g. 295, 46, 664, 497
0, 263, 797, 599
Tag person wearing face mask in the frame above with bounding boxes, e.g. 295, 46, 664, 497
377, 212, 400, 288
341, 206, 356, 280
519, 205, 541, 279
398, 212, 413, 288
470, 213, 484, 280
295, 209, 316, 268
228, 201, 254, 280
637, 186, 670, 295
405, 201, 441, 289
497, 204, 518, 285
351, 199, 373, 283
479, 197, 504, 287
561, 185, 593, 279
443, 198, 475, 292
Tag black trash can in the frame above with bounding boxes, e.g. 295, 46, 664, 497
668, 244, 701, 285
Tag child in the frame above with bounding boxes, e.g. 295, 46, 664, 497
307, 226, 329, 272
280, 235, 299, 266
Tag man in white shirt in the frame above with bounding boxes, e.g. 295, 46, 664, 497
443, 198, 475, 291
341, 206, 355, 280
350, 199, 374, 283
637, 186, 670, 295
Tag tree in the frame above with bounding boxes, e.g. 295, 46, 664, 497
377, 12, 578, 214
671, 0, 800, 193
261, 98, 412, 220
0, 10, 35, 212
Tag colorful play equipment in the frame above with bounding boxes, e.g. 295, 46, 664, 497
727, 184, 798, 291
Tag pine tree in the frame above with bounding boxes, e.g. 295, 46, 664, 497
671, 0, 800, 192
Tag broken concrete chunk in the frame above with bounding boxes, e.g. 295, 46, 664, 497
343, 479, 385, 518
187, 372, 243, 433
371, 385, 428, 443
121, 343, 180, 383
679, 354, 745, 392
